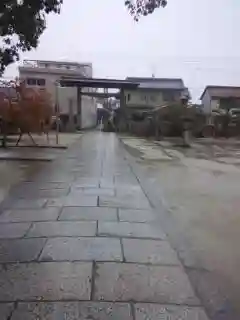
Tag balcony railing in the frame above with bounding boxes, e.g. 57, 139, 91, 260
21, 60, 92, 77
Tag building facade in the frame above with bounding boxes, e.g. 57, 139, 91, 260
200, 86, 240, 114
124, 77, 189, 109
18, 60, 97, 130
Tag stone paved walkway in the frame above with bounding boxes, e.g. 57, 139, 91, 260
0, 132, 209, 319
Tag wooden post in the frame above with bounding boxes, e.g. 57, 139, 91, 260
119, 89, 126, 132
55, 81, 60, 145
68, 98, 74, 132
77, 87, 82, 130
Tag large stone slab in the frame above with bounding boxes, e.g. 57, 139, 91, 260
0, 223, 31, 239
0, 208, 60, 223
123, 239, 180, 265
94, 263, 199, 305
40, 237, 122, 262
47, 195, 98, 207
114, 177, 139, 187
74, 188, 115, 196
0, 262, 92, 301
0, 238, 46, 263
12, 182, 69, 197
99, 178, 115, 188
35, 182, 70, 190
135, 304, 209, 320
116, 185, 143, 197
98, 222, 166, 240
99, 195, 151, 209
73, 178, 100, 188
26, 221, 96, 238
59, 207, 118, 221
29, 189, 70, 199
11, 302, 132, 320
5, 199, 47, 209
11, 188, 69, 199
33, 182, 70, 190
0, 303, 14, 319
34, 175, 75, 183
73, 173, 100, 179
119, 209, 157, 223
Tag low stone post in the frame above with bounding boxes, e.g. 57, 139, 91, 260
180, 95, 192, 147
181, 116, 193, 147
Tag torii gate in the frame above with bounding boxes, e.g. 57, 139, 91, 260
59, 77, 140, 130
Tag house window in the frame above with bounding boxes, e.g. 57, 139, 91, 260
37, 79, 46, 86
26, 78, 46, 86
162, 91, 175, 102
27, 78, 37, 86
140, 94, 147, 102
127, 93, 131, 101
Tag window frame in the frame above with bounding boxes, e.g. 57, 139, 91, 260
26, 78, 37, 86
37, 78, 46, 86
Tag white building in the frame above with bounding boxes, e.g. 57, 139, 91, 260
18, 59, 97, 130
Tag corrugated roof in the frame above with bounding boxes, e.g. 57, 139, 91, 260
126, 77, 185, 90
200, 86, 240, 100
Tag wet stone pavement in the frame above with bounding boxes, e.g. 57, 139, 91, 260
0, 132, 209, 319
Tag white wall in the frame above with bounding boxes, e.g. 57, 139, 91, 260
81, 96, 97, 129
201, 90, 211, 114
58, 87, 77, 114
201, 90, 220, 114
210, 99, 219, 111
58, 88, 97, 129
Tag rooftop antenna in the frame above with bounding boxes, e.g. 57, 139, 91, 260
151, 64, 156, 78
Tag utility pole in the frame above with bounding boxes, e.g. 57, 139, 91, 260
55, 81, 60, 145
151, 64, 156, 78
77, 87, 82, 130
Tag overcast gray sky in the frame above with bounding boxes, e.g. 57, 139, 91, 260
4, 0, 240, 101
